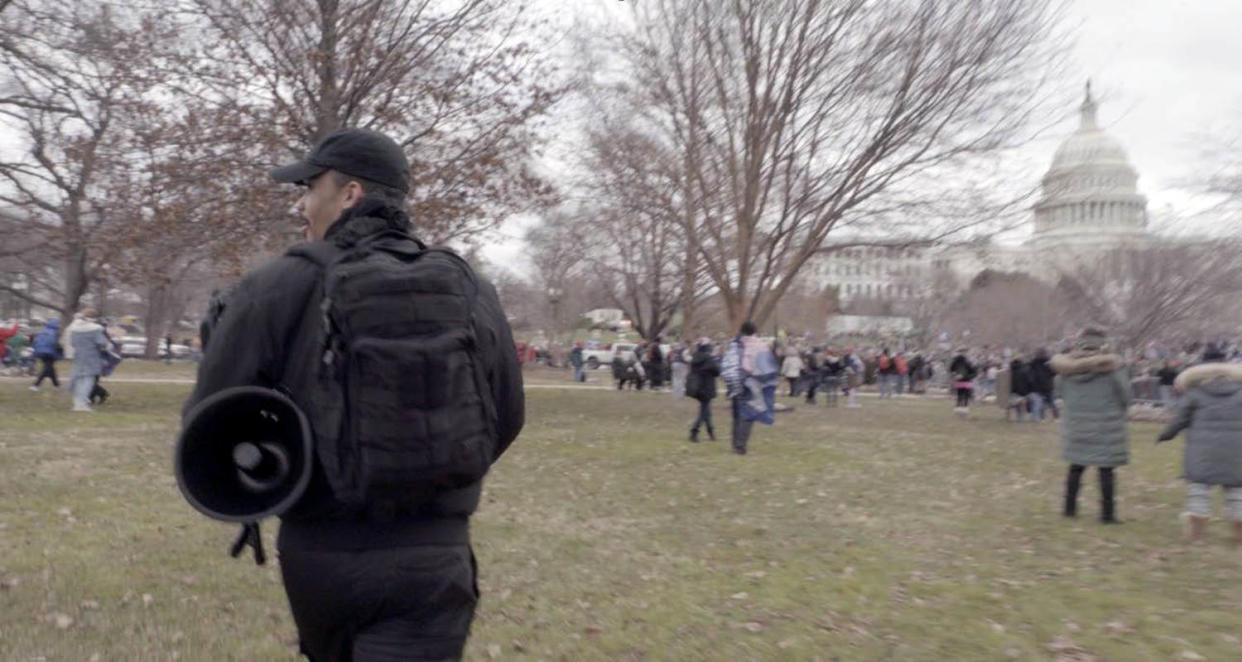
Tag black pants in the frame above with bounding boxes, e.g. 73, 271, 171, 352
33, 357, 58, 387
955, 388, 971, 407
90, 376, 109, 404
278, 541, 478, 661
731, 397, 754, 453
1065, 464, 1117, 521
691, 398, 713, 437
805, 379, 819, 404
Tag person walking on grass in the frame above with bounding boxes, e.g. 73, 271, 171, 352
781, 347, 803, 398
876, 348, 895, 399
29, 318, 61, 391
1008, 358, 1032, 422
821, 349, 843, 407
569, 341, 585, 383
949, 348, 977, 416
894, 351, 909, 396
842, 348, 863, 408
187, 128, 524, 661
1028, 348, 1055, 422
63, 309, 110, 412
670, 340, 690, 397
1157, 345, 1242, 546
803, 348, 822, 405
722, 321, 778, 455
686, 339, 720, 443
1053, 327, 1129, 524
89, 320, 122, 406
1156, 359, 1180, 408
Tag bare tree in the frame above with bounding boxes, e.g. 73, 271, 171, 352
1056, 242, 1242, 350
525, 209, 587, 337
0, 3, 181, 325
616, 0, 1068, 329
937, 270, 1064, 350
579, 124, 712, 340
183, 0, 563, 245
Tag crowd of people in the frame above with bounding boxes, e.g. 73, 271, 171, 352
559, 326, 1242, 546
5, 312, 124, 410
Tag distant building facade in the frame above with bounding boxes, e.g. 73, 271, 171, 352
814, 83, 1151, 309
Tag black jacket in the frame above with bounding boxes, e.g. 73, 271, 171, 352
949, 355, 977, 381
185, 198, 524, 546
1028, 356, 1054, 395
687, 347, 720, 401
1009, 360, 1031, 397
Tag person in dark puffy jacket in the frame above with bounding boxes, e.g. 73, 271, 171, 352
1027, 348, 1056, 421
949, 349, 977, 414
1008, 358, 1032, 421
686, 339, 720, 442
1158, 346, 1242, 546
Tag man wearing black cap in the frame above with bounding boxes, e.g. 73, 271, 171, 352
185, 128, 525, 661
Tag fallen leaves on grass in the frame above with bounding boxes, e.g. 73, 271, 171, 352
46, 611, 74, 629
1101, 620, 1135, 635
1047, 635, 1096, 661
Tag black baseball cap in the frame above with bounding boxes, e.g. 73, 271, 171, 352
270, 128, 409, 193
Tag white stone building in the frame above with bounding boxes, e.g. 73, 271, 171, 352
814, 83, 1151, 305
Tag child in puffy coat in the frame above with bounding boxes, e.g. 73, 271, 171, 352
1158, 346, 1242, 546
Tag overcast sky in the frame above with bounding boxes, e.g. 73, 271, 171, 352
482, 0, 1242, 270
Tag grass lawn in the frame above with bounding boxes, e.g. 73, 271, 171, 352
2, 379, 1240, 661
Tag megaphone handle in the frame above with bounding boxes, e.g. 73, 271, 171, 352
229, 522, 266, 566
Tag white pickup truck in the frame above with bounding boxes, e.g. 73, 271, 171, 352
581, 342, 638, 370
581, 341, 681, 370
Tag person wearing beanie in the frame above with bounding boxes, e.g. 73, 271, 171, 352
1051, 327, 1129, 523
1157, 345, 1242, 546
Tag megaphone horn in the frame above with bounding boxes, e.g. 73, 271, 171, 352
175, 386, 313, 523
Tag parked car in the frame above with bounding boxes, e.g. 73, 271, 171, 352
581, 342, 638, 370
116, 336, 191, 359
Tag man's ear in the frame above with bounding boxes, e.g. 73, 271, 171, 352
342, 180, 365, 207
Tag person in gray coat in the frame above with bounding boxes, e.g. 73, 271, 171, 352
1157, 345, 1242, 546
63, 308, 111, 412
1052, 327, 1130, 523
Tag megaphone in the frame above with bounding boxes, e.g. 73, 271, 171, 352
175, 386, 313, 523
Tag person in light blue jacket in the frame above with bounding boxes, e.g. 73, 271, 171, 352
63, 309, 110, 412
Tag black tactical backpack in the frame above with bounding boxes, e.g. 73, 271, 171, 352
287, 230, 500, 512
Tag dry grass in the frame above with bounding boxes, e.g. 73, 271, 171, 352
2, 379, 1240, 661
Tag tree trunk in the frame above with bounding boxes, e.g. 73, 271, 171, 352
314, 0, 342, 140
58, 248, 89, 330
143, 283, 170, 359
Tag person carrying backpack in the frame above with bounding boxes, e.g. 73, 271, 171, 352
184, 128, 524, 661
721, 321, 778, 455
